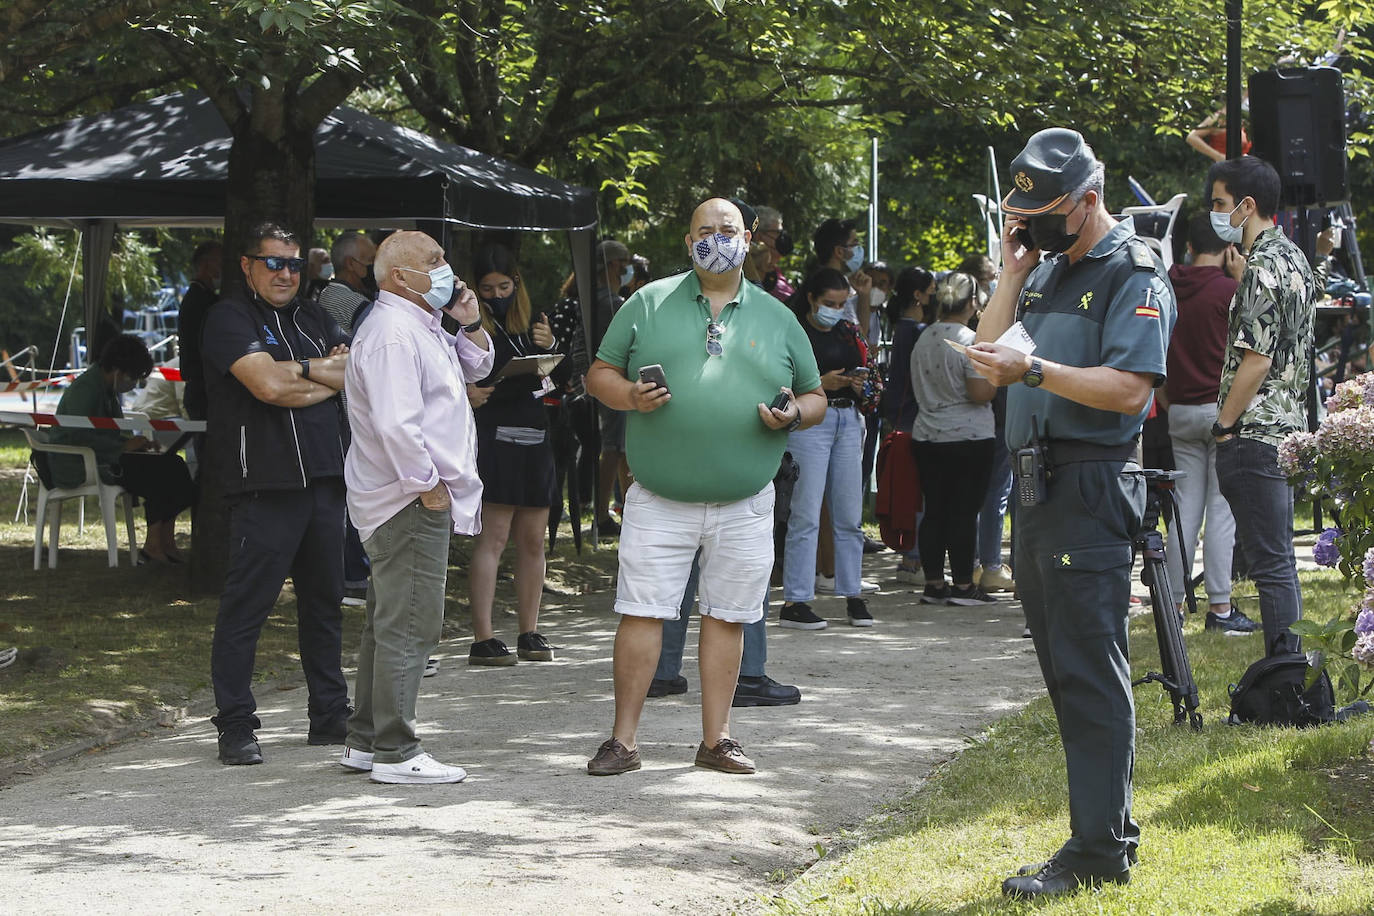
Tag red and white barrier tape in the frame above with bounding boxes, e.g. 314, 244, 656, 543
1, 374, 75, 392
156, 366, 183, 382
0, 411, 205, 432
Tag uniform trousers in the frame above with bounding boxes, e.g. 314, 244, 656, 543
1016, 458, 1144, 875
210, 478, 350, 733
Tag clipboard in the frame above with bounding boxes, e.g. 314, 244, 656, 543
493, 353, 564, 380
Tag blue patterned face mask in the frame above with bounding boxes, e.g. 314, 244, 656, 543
691, 233, 749, 274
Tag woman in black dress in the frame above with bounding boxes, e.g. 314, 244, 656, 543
465, 244, 569, 665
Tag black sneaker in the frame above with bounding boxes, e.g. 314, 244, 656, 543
218, 726, 263, 765
647, 675, 689, 698
779, 603, 827, 630
517, 631, 556, 661
948, 584, 998, 606
920, 582, 951, 604
733, 675, 801, 707
469, 637, 517, 666
862, 535, 887, 554
596, 518, 621, 537
846, 597, 875, 627
307, 707, 353, 746
1206, 606, 1260, 636
340, 587, 367, 607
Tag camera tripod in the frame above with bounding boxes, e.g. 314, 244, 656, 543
1130, 469, 1203, 731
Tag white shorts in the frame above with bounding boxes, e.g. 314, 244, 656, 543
614, 481, 774, 624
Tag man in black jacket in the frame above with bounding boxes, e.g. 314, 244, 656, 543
203, 220, 353, 766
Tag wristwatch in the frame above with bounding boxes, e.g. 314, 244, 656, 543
1022, 356, 1044, 388
786, 410, 803, 432
461, 317, 484, 333
299, 358, 310, 380
1211, 419, 1240, 438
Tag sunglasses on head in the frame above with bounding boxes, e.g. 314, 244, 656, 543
249, 255, 306, 274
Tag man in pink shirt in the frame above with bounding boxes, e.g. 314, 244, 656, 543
338, 230, 493, 785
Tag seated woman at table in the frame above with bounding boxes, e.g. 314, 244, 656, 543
49, 334, 194, 564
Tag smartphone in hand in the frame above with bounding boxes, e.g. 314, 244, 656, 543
769, 391, 792, 412
637, 364, 669, 394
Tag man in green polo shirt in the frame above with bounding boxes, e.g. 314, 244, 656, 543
584, 197, 825, 777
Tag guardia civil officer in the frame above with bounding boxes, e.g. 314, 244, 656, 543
965, 129, 1175, 900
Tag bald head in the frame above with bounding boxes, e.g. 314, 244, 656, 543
376, 231, 449, 306
689, 197, 745, 238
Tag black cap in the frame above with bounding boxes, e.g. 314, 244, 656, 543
728, 197, 759, 234
1001, 128, 1096, 215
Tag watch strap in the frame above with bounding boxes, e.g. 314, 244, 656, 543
461, 318, 484, 333
299, 358, 310, 379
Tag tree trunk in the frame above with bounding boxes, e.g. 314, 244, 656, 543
189, 86, 318, 595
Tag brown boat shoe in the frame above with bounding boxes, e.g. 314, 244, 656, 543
587, 737, 641, 776
694, 737, 756, 774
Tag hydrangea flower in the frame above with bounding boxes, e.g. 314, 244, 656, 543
1277, 431, 1318, 479
1326, 377, 1368, 414
1313, 527, 1343, 567
1357, 608, 1374, 636
1353, 632, 1374, 668
1364, 547, 1374, 586
1317, 406, 1374, 462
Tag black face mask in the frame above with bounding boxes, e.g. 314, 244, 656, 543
774, 230, 795, 257
482, 293, 515, 320
361, 263, 377, 295
1024, 198, 1086, 255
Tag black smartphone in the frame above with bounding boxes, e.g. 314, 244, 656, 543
769, 391, 792, 412
1013, 225, 1036, 252
637, 363, 669, 393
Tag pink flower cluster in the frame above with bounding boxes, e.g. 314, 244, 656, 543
1277, 431, 1318, 478
1355, 549, 1374, 669
1355, 632, 1374, 667
1316, 406, 1374, 461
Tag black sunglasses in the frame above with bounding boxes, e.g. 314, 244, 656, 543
706, 320, 724, 357
249, 255, 306, 274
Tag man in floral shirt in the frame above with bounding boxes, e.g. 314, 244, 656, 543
1208, 155, 1317, 657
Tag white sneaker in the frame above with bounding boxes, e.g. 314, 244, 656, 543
423, 657, 440, 678
859, 578, 879, 594
815, 574, 836, 593
338, 746, 374, 772
369, 752, 467, 785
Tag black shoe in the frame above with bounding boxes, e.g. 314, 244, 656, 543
920, 582, 951, 604
646, 675, 689, 698
596, 518, 621, 537
733, 675, 801, 707
340, 587, 367, 607
218, 726, 263, 765
862, 535, 886, 554
469, 637, 517, 666
1016, 848, 1137, 878
1206, 605, 1260, 635
307, 707, 352, 746
1002, 859, 1130, 900
779, 603, 827, 630
517, 630, 556, 661
948, 584, 997, 606
846, 597, 875, 627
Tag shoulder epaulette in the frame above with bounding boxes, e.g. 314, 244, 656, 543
1127, 238, 1157, 271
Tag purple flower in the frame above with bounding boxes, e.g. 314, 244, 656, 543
1357, 609, 1374, 636
1313, 527, 1343, 567
1365, 548, 1374, 586
1354, 632, 1374, 668
1277, 431, 1318, 479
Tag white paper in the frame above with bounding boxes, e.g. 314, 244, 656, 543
995, 321, 1037, 355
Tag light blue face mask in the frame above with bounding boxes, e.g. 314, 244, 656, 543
1210, 201, 1246, 245
844, 244, 865, 274
814, 304, 846, 328
400, 263, 456, 309
620, 264, 634, 287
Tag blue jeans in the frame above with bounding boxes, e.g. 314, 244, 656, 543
1216, 436, 1302, 655
977, 434, 1012, 569
655, 552, 767, 680
784, 406, 865, 600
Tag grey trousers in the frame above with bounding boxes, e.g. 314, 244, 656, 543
1165, 403, 1235, 606
346, 499, 452, 764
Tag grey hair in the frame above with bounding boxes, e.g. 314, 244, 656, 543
755, 205, 783, 232
330, 232, 370, 269
935, 271, 978, 317
1068, 147, 1106, 206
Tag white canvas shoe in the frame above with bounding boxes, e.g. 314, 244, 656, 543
369, 752, 467, 785
338, 746, 374, 772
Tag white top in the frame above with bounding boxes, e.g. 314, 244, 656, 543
909, 321, 994, 443
344, 290, 494, 541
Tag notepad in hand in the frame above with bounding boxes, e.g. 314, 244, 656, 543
944, 339, 969, 355
493, 353, 565, 380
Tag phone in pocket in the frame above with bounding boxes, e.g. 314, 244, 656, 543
637, 363, 669, 394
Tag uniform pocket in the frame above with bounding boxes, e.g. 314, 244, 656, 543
1042, 542, 1133, 639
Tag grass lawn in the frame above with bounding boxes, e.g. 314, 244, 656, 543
765, 569, 1374, 915
0, 427, 619, 767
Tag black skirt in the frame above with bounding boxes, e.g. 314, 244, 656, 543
476, 424, 556, 508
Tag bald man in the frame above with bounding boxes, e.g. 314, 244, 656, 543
584, 198, 826, 777
340, 230, 492, 785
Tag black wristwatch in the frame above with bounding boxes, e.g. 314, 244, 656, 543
461, 318, 484, 333
1211, 419, 1240, 438
1022, 356, 1044, 388
786, 411, 803, 432
299, 358, 310, 380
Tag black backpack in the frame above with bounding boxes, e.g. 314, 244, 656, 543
1227, 653, 1335, 727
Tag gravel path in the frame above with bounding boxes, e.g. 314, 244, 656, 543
0, 562, 1044, 914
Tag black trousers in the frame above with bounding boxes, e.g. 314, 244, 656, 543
912, 438, 994, 584
116, 451, 194, 524
210, 478, 350, 733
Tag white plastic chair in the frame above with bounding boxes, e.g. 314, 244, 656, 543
23, 428, 137, 569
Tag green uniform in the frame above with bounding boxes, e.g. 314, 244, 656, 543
1008, 216, 1175, 876
596, 271, 820, 504
48, 367, 126, 488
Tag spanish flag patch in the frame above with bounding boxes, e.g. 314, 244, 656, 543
1135, 289, 1159, 318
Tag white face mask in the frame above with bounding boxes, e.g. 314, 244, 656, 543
814, 304, 846, 328
318, 262, 334, 281
620, 264, 634, 288
400, 263, 456, 309
690, 232, 749, 274
1210, 200, 1247, 245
